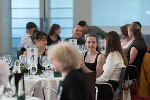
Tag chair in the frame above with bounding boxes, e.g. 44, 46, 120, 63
112, 67, 126, 100
96, 67, 126, 100
43, 86, 57, 100
85, 71, 96, 100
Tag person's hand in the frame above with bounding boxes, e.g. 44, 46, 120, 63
80, 60, 86, 69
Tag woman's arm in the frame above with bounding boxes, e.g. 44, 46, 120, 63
96, 54, 105, 78
80, 52, 93, 73
80, 60, 93, 73
129, 47, 138, 64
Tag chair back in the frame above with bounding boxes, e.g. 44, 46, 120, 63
113, 67, 126, 100
125, 65, 139, 80
96, 83, 114, 100
85, 71, 96, 100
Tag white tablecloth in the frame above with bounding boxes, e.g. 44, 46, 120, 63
0, 95, 41, 100
24, 76, 63, 100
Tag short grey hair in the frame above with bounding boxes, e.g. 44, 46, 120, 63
47, 42, 81, 71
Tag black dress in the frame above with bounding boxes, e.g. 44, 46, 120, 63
84, 51, 100, 71
58, 68, 92, 100
127, 39, 147, 73
47, 36, 61, 46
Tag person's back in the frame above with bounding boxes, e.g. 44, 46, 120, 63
61, 68, 92, 100
78, 20, 106, 40
18, 22, 37, 50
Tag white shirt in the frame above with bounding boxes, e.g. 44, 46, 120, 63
96, 51, 126, 83
0, 60, 10, 87
18, 33, 34, 50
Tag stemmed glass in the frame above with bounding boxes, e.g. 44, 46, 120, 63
3, 55, 13, 69
39, 55, 53, 77
19, 55, 30, 75
30, 64, 37, 77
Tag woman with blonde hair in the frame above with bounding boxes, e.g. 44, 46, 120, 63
80, 34, 105, 78
120, 24, 132, 56
48, 42, 92, 100
127, 23, 147, 73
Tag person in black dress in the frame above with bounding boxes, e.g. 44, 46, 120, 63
80, 34, 105, 78
47, 24, 61, 46
48, 42, 92, 100
127, 23, 147, 73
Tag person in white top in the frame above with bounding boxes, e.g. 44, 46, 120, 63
18, 22, 37, 51
120, 24, 133, 56
0, 60, 10, 87
96, 31, 128, 91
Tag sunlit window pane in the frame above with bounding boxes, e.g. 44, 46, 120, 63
50, 19, 73, 28
12, 29, 26, 38
12, 19, 39, 28
11, 0, 40, 8
51, 8, 73, 18
12, 9, 40, 18
50, 0, 73, 8
92, 0, 150, 26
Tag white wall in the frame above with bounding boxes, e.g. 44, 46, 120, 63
73, 0, 92, 25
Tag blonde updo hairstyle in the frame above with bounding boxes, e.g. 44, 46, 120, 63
47, 42, 81, 72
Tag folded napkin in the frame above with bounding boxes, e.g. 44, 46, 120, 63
0, 60, 10, 87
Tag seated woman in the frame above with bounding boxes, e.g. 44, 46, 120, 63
48, 42, 92, 100
80, 34, 105, 78
23, 30, 47, 70
47, 24, 61, 46
0, 60, 10, 87
96, 31, 128, 91
120, 24, 133, 56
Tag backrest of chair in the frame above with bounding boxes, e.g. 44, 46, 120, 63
85, 71, 96, 100
118, 67, 126, 90
125, 65, 139, 80
112, 67, 126, 100
96, 83, 114, 100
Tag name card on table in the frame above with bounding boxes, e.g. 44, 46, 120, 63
27, 48, 38, 65
69, 39, 77, 46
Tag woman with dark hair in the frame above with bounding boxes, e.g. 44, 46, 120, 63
120, 24, 132, 56
127, 23, 147, 73
23, 30, 48, 70
96, 31, 128, 91
80, 34, 105, 78
47, 24, 61, 45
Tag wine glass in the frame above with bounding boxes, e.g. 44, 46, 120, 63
30, 64, 37, 77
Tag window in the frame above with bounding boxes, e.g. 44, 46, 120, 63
49, 0, 73, 40
11, 0, 73, 59
92, 0, 150, 26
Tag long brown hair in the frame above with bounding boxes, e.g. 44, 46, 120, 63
105, 31, 128, 66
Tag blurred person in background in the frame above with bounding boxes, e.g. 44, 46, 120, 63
120, 24, 133, 56
47, 24, 61, 46
18, 22, 37, 51
127, 23, 147, 73
78, 20, 106, 40
65, 25, 85, 45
